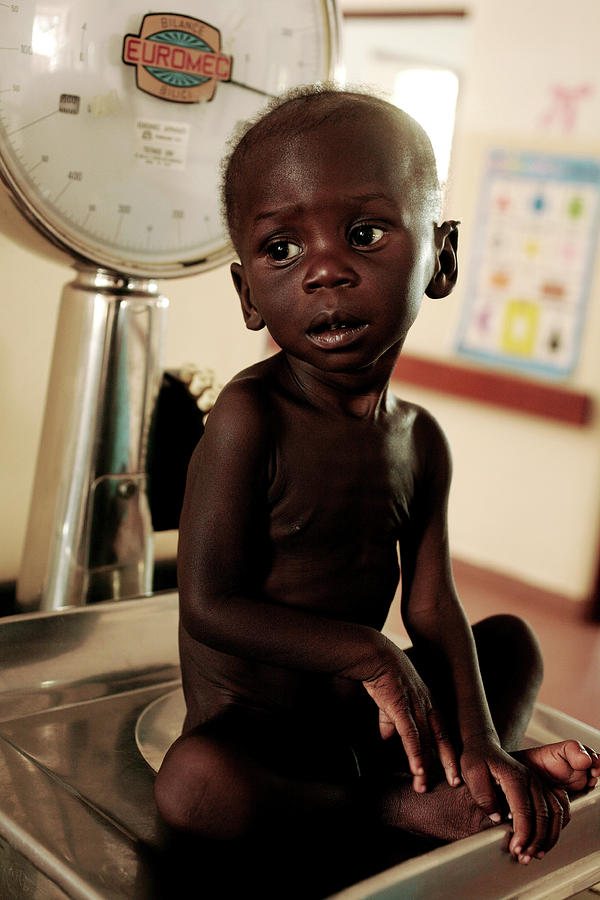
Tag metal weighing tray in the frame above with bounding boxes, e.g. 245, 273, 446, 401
0, 595, 598, 899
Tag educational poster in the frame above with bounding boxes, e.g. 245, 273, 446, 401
456, 150, 600, 378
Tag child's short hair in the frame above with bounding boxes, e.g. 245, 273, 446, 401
220, 82, 442, 250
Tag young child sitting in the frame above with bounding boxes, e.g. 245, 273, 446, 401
155, 85, 598, 866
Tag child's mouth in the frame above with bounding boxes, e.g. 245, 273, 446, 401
307, 315, 368, 348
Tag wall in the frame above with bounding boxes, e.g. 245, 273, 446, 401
344, 0, 600, 603
2, 0, 599, 604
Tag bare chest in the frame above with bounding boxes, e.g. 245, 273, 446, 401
269, 412, 416, 539
263, 410, 419, 619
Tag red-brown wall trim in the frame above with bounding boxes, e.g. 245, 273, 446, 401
392, 353, 593, 426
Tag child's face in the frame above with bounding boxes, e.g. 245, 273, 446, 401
231, 103, 454, 376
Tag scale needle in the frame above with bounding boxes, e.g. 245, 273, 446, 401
8, 109, 58, 137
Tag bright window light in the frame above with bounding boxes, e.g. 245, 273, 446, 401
392, 68, 459, 184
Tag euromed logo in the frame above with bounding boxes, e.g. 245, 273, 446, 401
122, 13, 232, 103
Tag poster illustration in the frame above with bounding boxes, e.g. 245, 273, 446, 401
456, 150, 600, 379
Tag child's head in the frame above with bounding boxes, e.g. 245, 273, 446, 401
222, 84, 442, 253
222, 84, 458, 373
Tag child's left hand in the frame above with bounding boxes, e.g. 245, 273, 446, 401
460, 735, 570, 863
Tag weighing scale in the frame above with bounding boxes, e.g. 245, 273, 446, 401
0, 0, 340, 611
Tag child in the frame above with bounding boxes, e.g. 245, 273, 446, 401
155, 86, 598, 865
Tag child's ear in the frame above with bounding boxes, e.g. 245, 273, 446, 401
231, 262, 265, 331
426, 220, 459, 299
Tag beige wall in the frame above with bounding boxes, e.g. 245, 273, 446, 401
401, 0, 600, 600
2, 0, 599, 603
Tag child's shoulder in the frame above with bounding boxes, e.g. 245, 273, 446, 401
220, 354, 286, 405
388, 394, 452, 469
389, 394, 445, 436
203, 355, 286, 438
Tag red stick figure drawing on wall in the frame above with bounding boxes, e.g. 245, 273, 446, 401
540, 84, 594, 132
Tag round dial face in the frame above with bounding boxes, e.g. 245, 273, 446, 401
0, 1, 339, 277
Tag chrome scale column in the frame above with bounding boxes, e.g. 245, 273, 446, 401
16, 268, 168, 612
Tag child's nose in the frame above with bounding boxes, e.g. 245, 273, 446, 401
302, 244, 359, 293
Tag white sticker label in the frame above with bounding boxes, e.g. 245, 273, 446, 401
135, 119, 190, 170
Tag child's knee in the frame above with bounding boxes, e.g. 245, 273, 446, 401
154, 734, 259, 839
154, 737, 206, 833
475, 614, 543, 679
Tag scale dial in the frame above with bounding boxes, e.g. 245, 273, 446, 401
0, 1, 340, 278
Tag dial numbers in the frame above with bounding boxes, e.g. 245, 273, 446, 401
0, 1, 339, 276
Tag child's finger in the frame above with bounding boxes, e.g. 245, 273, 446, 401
504, 774, 558, 863
427, 708, 461, 786
383, 706, 429, 791
378, 708, 396, 741
362, 677, 429, 787
393, 707, 428, 789
505, 788, 534, 862
462, 762, 501, 819
412, 771, 428, 793
521, 779, 563, 860
551, 787, 571, 829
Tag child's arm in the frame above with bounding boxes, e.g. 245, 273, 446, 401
177, 378, 457, 789
399, 408, 565, 858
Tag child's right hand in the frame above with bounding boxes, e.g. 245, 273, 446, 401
361, 645, 461, 793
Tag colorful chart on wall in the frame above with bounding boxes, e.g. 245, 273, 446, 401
456, 150, 600, 379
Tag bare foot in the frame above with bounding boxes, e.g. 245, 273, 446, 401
380, 777, 495, 842
516, 740, 600, 793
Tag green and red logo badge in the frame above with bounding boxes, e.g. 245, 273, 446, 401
122, 13, 232, 103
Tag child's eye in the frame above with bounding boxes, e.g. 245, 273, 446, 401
265, 239, 302, 263
348, 224, 385, 248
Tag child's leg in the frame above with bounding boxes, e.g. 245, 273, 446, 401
369, 615, 545, 843
471, 613, 543, 750
154, 615, 528, 845
155, 729, 337, 839
154, 710, 364, 840
470, 615, 599, 789
405, 613, 543, 753
155, 616, 595, 843
154, 722, 496, 842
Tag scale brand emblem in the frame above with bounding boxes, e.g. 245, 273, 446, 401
122, 14, 232, 103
